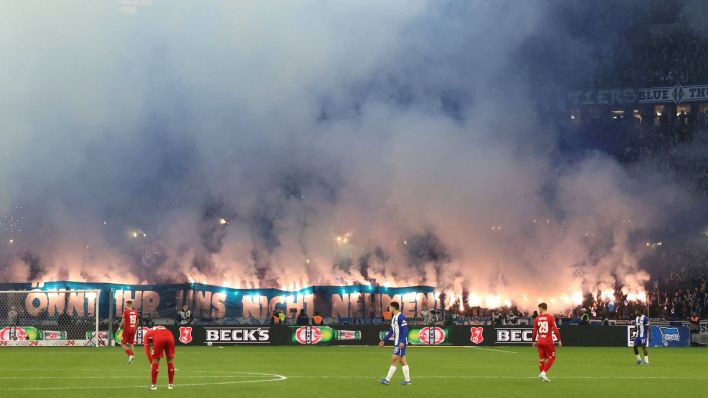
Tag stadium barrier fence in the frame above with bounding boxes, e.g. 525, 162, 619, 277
141, 325, 632, 347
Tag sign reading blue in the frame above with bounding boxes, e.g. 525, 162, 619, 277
568, 83, 708, 106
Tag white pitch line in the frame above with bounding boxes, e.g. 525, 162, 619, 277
0, 369, 251, 373
0, 375, 278, 380
1, 371, 706, 390
0, 373, 288, 391
0, 369, 139, 372
0, 368, 704, 381
285, 375, 708, 380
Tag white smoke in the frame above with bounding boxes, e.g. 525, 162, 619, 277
0, 1, 703, 310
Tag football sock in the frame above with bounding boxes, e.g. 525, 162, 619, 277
644, 356, 649, 364
636, 354, 641, 361
125, 349, 132, 356
539, 360, 545, 372
402, 365, 410, 382
386, 366, 397, 381
543, 356, 556, 372
168, 362, 175, 384
151, 363, 159, 385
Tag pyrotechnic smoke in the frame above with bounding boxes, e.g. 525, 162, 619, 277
0, 1, 705, 310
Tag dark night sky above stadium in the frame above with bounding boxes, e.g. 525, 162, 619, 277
1, 0, 707, 309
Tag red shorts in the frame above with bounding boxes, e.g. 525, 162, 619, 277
121, 329, 136, 345
537, 343, 556, 360
152, 335, 176, 360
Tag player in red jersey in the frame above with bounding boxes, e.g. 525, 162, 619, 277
144, 326, 176, 391
118, 300, 139, 364
532, 302, 562, 383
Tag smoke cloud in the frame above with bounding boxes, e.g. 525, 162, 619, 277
0, 0, 705, 310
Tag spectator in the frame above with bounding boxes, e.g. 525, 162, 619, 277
491, 311, 502, 326
508, 311, 518, 325
296, 309, 309, 325
689, 313, 700, 335
580, 309, 590, 326
178, 304, 192, 326
58, 312, 72, 327
144, 312, 155, 328
278, 310, 286, 324
608, 300, 616, 318
312, 312, 323, 325
7, 306, 18, 326
444, 310, 456, 326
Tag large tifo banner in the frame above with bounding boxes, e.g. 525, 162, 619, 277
0, 281, 437, 321
156, 325, 629, 347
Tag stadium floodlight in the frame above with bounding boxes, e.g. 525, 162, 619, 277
0, 289, 103, 347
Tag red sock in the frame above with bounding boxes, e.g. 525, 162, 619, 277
151, 363, 159, 385
539, 360, 545, 372
127, 349, 134, 356
167, 362, 175, 384
543, 356, 556, 372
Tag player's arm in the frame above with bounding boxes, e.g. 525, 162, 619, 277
118, 311, 125, 330
532, 318, 538, 346
383, 326, 393, 342
379, 325, 394, 347
144, 341, 153, 362
144, 334, 153, 362
552, 317, 562, 346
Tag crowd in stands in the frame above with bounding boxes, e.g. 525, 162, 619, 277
653, 272, 708, 319
596, 28, 708, 88
158, 270, 707, 326
574, 0, 708, 88
561, 107, 708, 193
554, 2, 708, 198
635, 30, 708, 86
158, 241, 708, 326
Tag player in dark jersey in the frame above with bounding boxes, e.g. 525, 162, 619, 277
144, 326, 176, 391
532, 302, 562, 383
118, 300, 139, 364
633, 308, 650, 366
379, 302, 411, 385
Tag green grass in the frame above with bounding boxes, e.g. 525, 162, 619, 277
0, 346, 706, 398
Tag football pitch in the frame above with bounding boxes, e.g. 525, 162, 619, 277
0, 346, 706, 398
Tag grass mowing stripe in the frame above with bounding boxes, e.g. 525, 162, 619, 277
1, 346, 705, 398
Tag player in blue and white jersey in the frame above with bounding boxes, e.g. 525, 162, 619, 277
633, 308, 650, 366
379, 302, 411, 385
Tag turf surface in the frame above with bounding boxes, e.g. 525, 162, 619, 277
0, 345, 705, 397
